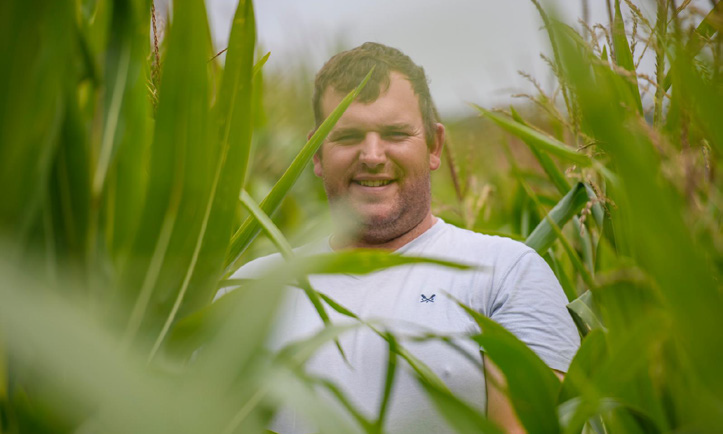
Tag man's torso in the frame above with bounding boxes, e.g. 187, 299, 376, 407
225, 219, 579, 433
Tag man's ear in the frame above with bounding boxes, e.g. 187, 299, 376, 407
428, 123, 445, 171
310, 129, 324, 178
313, 151, 323, 177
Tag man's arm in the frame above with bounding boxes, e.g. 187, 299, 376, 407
484, 355, 564, 433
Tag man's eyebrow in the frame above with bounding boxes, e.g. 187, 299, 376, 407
381, 123, 415, 131
329, 124, 416, 138
329, 127, 363, 137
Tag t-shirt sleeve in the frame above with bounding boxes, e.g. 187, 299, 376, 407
213, 252, 283, 302
488, 249, 580, 372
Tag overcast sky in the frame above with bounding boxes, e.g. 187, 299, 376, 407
199, 0, 710, 117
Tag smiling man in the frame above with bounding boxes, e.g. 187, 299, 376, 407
229, 42, 579, 433
313, 67, 444, 250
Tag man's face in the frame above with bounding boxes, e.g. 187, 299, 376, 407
313, 72, 444, 244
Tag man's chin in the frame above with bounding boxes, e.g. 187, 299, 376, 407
356, 208, 399, 227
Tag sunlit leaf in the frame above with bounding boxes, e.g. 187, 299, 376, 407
473, 105, 592, 167
525, 182, 590, 253
456, 299, 561, 434
612, 0, 643, 114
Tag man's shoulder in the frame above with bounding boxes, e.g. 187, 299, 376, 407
429, 220, 535, 264
214, 237, 330, 301
230, 237, 331, 280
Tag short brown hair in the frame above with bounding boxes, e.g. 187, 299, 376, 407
312, 42, 440, 147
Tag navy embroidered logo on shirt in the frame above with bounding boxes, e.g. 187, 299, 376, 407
420, 294, 436, 303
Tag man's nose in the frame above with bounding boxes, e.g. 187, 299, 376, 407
358, 133, 386, 169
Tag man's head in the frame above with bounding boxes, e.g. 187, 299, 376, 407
311, 43, 445, 248
313, 42, 440, 147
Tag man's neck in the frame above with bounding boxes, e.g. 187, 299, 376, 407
330, 213, 438, 251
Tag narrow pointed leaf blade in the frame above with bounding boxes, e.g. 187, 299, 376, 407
456, 299, 561, 434
612, 0, 643, 113
119, 0, 214, 345
509, 106, 570, 195
473, 106, 592, 167
420, 380, 504, 434
566, 290, 605, 337
525, 182, 590, 253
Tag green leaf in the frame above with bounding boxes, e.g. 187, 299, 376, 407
165, 282, 252, 356
509, 107, 571, 195
559, 329, 607, 405
559, 397, 618, 434
0, 263, 240, 434
525, 182, 590, 253
238, 189, 342, 362
473, 105, 592, 167
456, 299, 561, 434
0, 0, 73, 249
553, 14, 723, 409
265, 369, 362, 434
663, 1, 723, 91
419, 380, 504, 434
374, 332, 399, 433
223, 67, 375, 275
292, 250, 473, 276
239, 190, 292, 259
566, 290, 605, 337
120, 0, 214, 348
48, 91, 92, 270
612, 0, 643, 114
670, 41, 723, 154
164, 0, 257, 320
275, 324, 360, 369
105, 0, 154, 260
545, 252, 577, 302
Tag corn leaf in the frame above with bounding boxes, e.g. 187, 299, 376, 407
553, 16, 723, 414
162, 0, 258, 324
238, 189, 343, 361
0, 264, 244, 434
420, 379, 504, 434
566, 290, 605, 337
374, 332, 399, 432
663, 1, 723, 90
239, 190, 292, 258
612, 0, 643, 114
525, 182, 590, 253
0, 0, 73, 249
104, 0, 154, 261
473, 105, 592, 167
119, 0, 214, 347
545, 252, 577, 302
457, 299, 561, 434
510, 106, 571, 195
275, 324, 360, 369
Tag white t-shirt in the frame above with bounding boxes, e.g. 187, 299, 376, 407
221, 218, 580, 433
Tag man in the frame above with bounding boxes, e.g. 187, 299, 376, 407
231, 42, 579, 433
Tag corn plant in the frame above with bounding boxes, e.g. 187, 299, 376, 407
468, 1, 723, 431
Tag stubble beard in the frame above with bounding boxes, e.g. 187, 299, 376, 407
324, 173, 432, 246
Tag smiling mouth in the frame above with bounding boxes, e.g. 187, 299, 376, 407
354, 179, 394, 187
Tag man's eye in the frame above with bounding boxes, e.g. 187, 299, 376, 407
386, 132, 409, 140
334, 135, 360, 143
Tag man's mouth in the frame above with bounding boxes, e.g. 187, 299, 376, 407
353, 179, 394, 187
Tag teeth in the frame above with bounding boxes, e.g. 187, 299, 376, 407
358, 180, 392, 187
